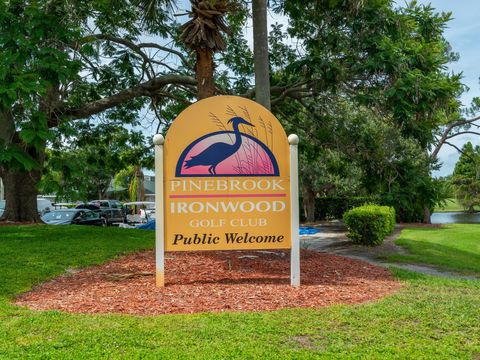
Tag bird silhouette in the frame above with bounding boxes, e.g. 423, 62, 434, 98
184, 117, 255, 175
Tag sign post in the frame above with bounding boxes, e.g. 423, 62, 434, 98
288, 134, 300, 287
153, 134, 165, 287
154, 96, 300, 287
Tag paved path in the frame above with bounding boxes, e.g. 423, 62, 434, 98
300, 222, 479, 280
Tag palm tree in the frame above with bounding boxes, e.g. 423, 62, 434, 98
136, 0, 231, 100
114, 165, 145, 202
180, 0, 231, 99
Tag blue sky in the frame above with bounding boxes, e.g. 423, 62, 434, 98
416, 0, 480, 176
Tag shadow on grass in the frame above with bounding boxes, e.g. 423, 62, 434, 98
388, 238, 480, 275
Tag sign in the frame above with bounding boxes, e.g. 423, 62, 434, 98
163, 96, 291, 251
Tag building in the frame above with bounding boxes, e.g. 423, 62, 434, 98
143, 175, 156, 202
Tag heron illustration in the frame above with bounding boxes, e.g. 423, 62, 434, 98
183, 117, 255, 175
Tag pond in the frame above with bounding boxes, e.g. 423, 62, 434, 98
431, 212, 480, 224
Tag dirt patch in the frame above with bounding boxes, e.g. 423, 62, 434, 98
15, 250, 400, 315
291, 335, 321, 350
0, 221, 42, 226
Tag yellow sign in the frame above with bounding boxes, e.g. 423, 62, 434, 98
164, 96, 291, 251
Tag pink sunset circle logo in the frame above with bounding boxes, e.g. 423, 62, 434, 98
177, 131, 279, 177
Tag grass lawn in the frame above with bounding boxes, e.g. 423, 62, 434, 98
1, 225, 480, 359
388, 224, 480, 275
434, 198, 480, 212
434, 198, 463, 212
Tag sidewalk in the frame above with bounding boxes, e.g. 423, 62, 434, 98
300, 222, 479, 280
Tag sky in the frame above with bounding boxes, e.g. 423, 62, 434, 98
417, 0, 480, 176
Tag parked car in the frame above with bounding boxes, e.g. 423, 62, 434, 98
100, 208, 126, 225
89, 200, 123, 209
78, 202, 125, 225
52, 202, 76, 210
41, 209, 107, 226
76, 203, 102, 211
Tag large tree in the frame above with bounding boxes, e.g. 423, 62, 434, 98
0, 1, 194, 221
272, 0, 463, 222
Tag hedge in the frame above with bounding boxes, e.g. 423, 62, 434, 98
343, 205, 396, 246
300, 196, 378, 221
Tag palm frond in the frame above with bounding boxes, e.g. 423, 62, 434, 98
180, 0, 231, 50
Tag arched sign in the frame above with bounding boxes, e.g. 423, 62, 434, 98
154, 96, 299, 286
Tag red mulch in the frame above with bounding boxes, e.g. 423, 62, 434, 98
15, 250, 401, 315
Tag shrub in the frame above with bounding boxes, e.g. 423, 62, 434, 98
343, 205, 395, 246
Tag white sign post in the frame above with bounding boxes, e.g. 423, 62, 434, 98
288, 134, 300, 287
153, 134, 300, 287
153, 102, 300, 289
153, 134, 165, 287
155, 131, 300, 288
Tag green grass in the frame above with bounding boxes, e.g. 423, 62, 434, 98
0, 225, 154, 299
434, 198, 480, 212
1, 225, 480, 359
388, 224, 480, 275
435, 198, 463, 212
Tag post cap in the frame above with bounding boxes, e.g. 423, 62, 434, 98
288, 134, 299, 145
153, 134, 165, 146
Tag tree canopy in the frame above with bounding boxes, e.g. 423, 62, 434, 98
0, 0, 477, 223
452, 142, 480, 212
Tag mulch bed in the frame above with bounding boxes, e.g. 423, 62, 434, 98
15, 250, 401, 315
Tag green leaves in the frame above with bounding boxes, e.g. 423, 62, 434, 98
344, 204, 396, 246
0, 142, 39, 171
19, 113, 52, 150
451, 142, 480, 212
40, 122, 152, 201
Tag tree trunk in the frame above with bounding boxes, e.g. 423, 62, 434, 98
252, 0, 271, 110
0, 169, 42, 222
423, 206, 431, 224
303, 185, 316, 222
196, 48, 215, 100
0, 109, 44, 223
135, 167, 145, 202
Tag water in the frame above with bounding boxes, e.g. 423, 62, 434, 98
431, 212, 480, 224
